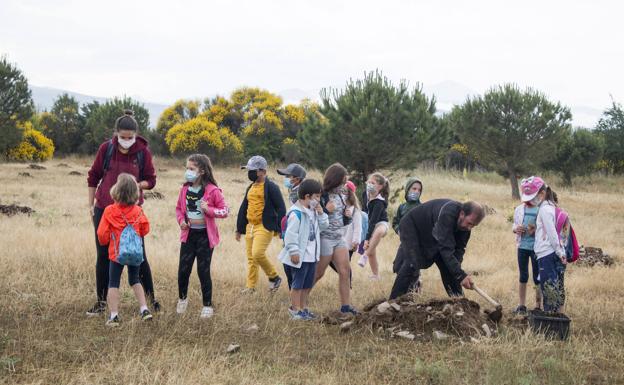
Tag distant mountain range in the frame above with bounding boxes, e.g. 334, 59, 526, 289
31, 81, 603, 129
30, 86, 169, 128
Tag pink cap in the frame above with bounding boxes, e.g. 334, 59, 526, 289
345, 181, 356, 193
520, 176, 545, 202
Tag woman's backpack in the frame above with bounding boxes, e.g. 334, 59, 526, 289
112, 211, 145, 266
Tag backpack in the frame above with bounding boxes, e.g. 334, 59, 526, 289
280, 209, 302, 240
555, 207, 580, 263
112, 211, 145, 266
103, 140, 145, 181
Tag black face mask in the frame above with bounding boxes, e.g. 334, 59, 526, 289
248, 170, 258, 182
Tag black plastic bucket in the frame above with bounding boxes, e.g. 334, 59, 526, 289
528, 310, 571, 340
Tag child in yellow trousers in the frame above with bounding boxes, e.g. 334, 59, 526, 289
236, 156, 286, 293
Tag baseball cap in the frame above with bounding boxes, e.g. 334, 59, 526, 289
520, 176, 545, 202
345, 181, 356, 193
241, 155, 268, 171
277, 163, 307, 179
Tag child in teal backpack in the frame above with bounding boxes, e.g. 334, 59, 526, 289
279, 179, 329, 320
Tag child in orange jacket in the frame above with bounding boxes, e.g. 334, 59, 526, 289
97, 173, 151, 327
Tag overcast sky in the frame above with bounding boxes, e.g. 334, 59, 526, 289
1, 0, 622, 112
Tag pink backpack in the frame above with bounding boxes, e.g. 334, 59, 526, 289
555, 207, 580, 263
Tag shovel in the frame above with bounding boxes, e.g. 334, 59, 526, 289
472, 284, 503, 322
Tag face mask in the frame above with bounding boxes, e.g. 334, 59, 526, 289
309, 199, 319, 209
407, 192, 421, 202
185, 170, 198, 183
366, 183, 377, 194
248, 170, 258, 182
284, 178, 292, 189
531, 196, 543, 207
118, 136, 136, 149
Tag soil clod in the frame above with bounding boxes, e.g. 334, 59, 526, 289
28, 164, 46, 170
56, 163, 70, 168
144, 191, 165, 200
578, 246, 615, 267
0, 204, 35, 217
18, 172, 33, 178
69, 171, 83, 176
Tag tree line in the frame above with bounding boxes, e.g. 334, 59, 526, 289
2, 57, 624, 198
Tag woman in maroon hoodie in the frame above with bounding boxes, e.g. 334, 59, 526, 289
86, 110, 159, 316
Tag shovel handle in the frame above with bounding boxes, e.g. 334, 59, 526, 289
473, 285, 501, 308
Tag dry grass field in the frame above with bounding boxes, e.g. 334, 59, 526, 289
1, 157, 623, 384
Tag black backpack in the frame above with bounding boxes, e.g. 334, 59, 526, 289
102, 139, 145, 181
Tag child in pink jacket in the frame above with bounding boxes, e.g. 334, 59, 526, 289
175, 154, 228, 318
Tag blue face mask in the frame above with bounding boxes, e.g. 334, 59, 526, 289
407, 192, 421, 202
185, 169, 198, 183
284, 178, 292, 189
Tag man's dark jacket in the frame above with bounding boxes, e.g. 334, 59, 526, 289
394, 199, 470, 283
236, 177, 286, 234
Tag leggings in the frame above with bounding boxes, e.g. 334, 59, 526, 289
178, 229, 214, 307
93, 206, 155, 302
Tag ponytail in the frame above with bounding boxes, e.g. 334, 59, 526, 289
545, 186, 558, 205
370, 172, 390, 200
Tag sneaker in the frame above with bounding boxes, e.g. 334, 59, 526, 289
368, 274, 381, 281
105, 315, 121, 327
141, 309, 153, 321
357, 254, 368, 267
268, 276, 282, 292
240, 288, 256, 295
291, 310, 306, 321
151, 300, 161, 313
200, 306, 214, 319
303, 309, 318, 320
86, 301, 107, 317
340, 305, 359, 315
288, 306, 298, 318
176, 299, 188, 314
513, 305, 528, 315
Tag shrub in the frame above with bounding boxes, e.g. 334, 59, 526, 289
7, 122, 55, 162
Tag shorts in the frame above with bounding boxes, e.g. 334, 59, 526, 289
108, 260, 140, 289
283, 262, 317, 290
320, 236, 348, 256
374, 221, 389, 235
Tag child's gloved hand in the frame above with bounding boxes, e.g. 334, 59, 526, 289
290, 254, 300, 264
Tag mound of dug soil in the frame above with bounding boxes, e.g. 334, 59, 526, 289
144, 191, 165, 200
322, 295, 497, 341
56, 163, 71, 168
68, 171, 83, 176
28, 164, 46, 170
0, 204, 35, 217
578, 246, 615, 267
18, 172, 33, 178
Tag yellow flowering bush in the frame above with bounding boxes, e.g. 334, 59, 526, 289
7, 122, 55, 162
166, 116, 243, 162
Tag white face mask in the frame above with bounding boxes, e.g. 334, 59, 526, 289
118, 136, 136, 149
309, 199, 319, 209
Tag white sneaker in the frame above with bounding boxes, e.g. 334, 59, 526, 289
200, 306, 214, 319
358, 254, 368, 267
369, 274, 381, 281
176, 299, 188, 314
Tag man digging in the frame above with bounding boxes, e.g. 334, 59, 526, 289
389, 199, 485, 299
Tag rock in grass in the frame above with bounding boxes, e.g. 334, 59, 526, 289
340, 321, 354, 332
433, 330, 449, 340
226, 344, 240, 354
246, 324, 259, 333
377, 301, 392, 313
481, 324, 492, 338
395, 331, 415, 340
